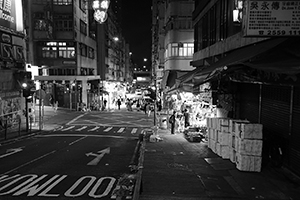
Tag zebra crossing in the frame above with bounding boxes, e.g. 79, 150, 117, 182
55, 125, 140, 135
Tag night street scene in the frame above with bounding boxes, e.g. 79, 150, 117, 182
1, 0, 300, 200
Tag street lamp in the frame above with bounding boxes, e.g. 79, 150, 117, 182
113, 37, 119, 42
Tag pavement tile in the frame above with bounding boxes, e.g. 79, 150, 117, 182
140, 128, 300, 200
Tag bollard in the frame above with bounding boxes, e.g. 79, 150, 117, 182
4, 118, 7, 140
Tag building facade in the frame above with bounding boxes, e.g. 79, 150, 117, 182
0, 0, 27, 135
152, 0, 195, 92
25, 0, 130, 109
185, 0, 300, 176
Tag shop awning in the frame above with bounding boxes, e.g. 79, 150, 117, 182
242, 38, 300, 75
180, 38, 287, 85
161, 70, 190, 89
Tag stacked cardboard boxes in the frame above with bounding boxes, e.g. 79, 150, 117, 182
207, 118, 263, 172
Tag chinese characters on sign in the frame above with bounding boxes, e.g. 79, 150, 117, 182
92, 0, 110, 24
244, 0, 300, 36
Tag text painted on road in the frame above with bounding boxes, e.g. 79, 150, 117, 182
0, 174, 116, 198
0, 147, 24, 159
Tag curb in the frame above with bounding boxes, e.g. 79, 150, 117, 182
132, 134, 146, 200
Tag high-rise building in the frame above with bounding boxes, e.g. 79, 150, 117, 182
24, 0, 130, 110
152, 0, 195, 93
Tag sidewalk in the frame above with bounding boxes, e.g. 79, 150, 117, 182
139, 128, 300, 200
0, 106, 84, 144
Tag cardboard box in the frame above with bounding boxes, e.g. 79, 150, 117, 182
239, 123, 263, 139
236, 153, 262, 172
235, 138, 263, 156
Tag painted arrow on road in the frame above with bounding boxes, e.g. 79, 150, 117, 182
0, 147, 24, 159
86, 147, 110, 166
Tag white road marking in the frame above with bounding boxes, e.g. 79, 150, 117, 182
104, 127, 113, 132
88, 127, 100, 132
62, 126, 75, 131
0, 147, 24, 159
76, 126, 87, 131
3, 150, 56, 175
117, 128, 125, 133
86, 147, 110, 166
131, 128, 138, 134
36, 134, 137, 140
69, 136, 87, 146
66, 114, 86, 125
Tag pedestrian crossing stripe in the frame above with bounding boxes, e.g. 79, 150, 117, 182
131, 128, 137, 134
104, 127, 113, 132
117, 128, 125, 133
57, 126, 140, 135
76, 126, 87, 131
62, 126, 75, 131
88, 126, 100, 132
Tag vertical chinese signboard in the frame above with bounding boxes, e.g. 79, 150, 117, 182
243, 0, 300, 36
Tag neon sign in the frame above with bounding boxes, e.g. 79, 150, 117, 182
92, 0, 110, 24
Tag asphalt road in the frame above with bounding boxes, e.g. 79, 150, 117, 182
0, 110, 153, 200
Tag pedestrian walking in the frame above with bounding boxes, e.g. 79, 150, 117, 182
184, 109, 190, 128
117, 99, 121, 110
136, 99, 140, 111
169, 111, 176, 134
103, 99, 107, 110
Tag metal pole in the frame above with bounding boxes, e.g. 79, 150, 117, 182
39, 89, 42, 130
70, 90, 72, 110
25, 98, 29, 133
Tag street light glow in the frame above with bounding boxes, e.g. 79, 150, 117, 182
22, 83, 28, 88
143, 58, 147, 62
113, 37, 119, 41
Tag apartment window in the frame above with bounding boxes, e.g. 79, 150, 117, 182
80, 0, 87, 12
80, 43, 87, 57
32, 0, 51, 4
53, 0, 72, 5
219, 0, 228, 41
80, 20, 87, 35
33, 12, 47, 31
58, 42, 75, 58
166, 43, 194, 58
54, 15, 73, 31
41, 42, 75, 58
88, 47, 95, 59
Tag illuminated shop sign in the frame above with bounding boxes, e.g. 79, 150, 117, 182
0, 0, 24, 32
92, 0, 110, 24
243, 0, 300, 36
0, 31, 24, 63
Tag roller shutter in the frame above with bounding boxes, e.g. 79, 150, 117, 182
291, 86, 300, 176
261, 85, 291, 167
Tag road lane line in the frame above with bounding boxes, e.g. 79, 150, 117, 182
66, 114, 86, 125
76, 126, 87, 131
104, 127, 112, 132
117, 128, 125, 133
131, 128, 137, 134
88, 127, 100, 132
62, 126, 75, 131
37, 134, 136, 140
69, 136, 87, 146
3, 150, 56, 175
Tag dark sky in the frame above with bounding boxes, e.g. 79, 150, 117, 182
121, 1, 152, 70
